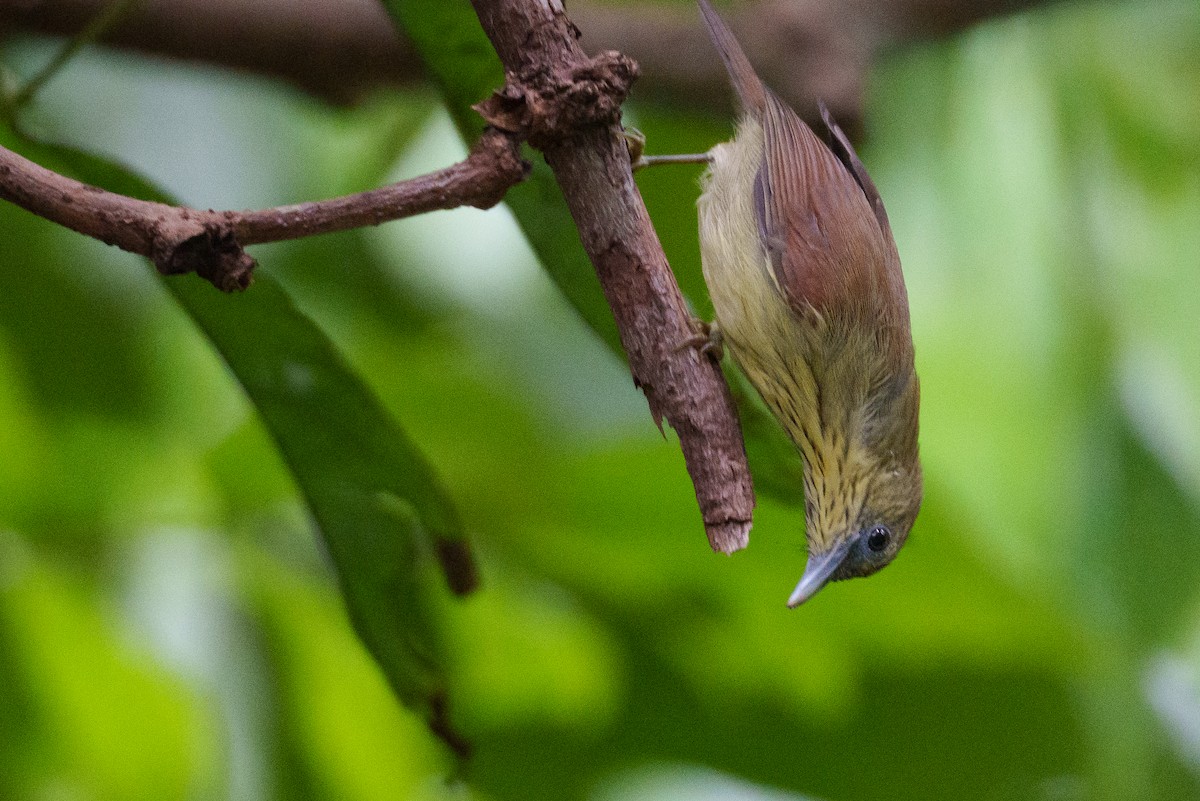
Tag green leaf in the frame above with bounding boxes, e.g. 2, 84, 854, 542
0, 129, 475, 748
239, 545, 454, 798
177, 276, 476, 746
0, 548, 204, 801
382, 0, 622, 351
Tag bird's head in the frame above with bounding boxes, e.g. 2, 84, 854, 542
788, 384, 923, 607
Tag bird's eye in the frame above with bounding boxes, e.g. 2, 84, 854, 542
866, 525, 891, 553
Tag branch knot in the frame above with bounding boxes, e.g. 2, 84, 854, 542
153, 221, 255, 291
474, 51, 639, 148
466, 128, 532, 209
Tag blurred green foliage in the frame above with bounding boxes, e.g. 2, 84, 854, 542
1, 0, 1199, 800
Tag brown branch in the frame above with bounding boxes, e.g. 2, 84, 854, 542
0, 0, 1070, 125
0, 128, 529, 290
469, 0, 755, 552
0, 0, 415, 105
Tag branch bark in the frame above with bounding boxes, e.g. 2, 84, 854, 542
469, 0, 755, 551
0, 128, 529, 290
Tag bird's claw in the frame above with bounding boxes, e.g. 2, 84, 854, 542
623, 126, 649, 170
677, 319, 724, 362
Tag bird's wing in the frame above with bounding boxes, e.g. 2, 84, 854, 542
817, 102, 895, 242
753, 94, 888, 316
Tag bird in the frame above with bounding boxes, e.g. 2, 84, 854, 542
688, 0, 922, 606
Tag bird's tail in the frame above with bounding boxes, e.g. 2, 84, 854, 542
698, 0, 767, 114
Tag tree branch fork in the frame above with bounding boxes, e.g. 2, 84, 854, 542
0, 0, 757, 551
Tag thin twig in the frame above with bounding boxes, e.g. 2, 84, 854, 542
468, 0, 756, 551
0, 128, 529, 290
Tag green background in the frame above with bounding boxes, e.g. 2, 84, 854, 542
1, 1, 1199, 799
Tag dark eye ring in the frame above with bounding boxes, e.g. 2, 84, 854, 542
866, 525, 891, 553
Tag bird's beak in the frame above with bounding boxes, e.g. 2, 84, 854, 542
787, 538, 853, 608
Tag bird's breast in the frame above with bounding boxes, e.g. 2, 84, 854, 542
698, 117, 825, 443
698, 119, 812, 357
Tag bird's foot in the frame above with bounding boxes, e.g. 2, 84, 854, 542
623, 126, 648, 167
677, 319, 724, 362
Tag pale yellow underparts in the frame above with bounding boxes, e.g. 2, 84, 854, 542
697, 118, 869, 553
